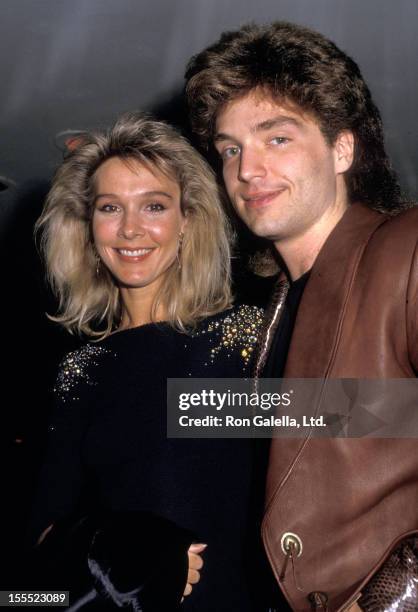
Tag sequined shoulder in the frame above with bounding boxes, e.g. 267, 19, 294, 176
54, 344, 112, 403
193, 304, 264, 367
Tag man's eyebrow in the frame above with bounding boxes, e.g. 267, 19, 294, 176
93, 190, 174, 204
214, 115, 303, 144
254, 115, 302, 132
213, 132, 236, 144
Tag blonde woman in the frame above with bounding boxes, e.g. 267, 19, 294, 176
31, 113, 264, 610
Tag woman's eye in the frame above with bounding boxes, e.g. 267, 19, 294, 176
99, 203, 119, 213
146, 202, 165, 213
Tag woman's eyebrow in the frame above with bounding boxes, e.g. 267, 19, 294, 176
93, 190, 173, 204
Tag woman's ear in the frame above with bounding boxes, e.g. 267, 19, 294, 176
180, 209, 189, 234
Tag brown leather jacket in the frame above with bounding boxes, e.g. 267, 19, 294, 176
256, 202, 418, 611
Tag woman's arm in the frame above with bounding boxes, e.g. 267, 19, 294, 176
29, 358, 90, 545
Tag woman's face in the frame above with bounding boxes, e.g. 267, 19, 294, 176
92, 157, 185, 292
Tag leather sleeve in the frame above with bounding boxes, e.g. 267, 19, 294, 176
358, 536, 418, 611
406, 239, 418, 372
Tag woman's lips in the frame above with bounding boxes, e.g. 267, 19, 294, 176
115, 247, 154, 263
242, 189, 285, 209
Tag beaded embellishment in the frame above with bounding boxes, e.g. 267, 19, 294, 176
54, 344, 111, 402
192, 305, 263, 369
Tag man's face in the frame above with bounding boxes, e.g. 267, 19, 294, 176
214, 90, 351, 247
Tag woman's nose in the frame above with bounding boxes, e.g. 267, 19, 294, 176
118, 211, 145, 239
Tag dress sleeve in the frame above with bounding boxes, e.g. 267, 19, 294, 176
28, 348, 94, 545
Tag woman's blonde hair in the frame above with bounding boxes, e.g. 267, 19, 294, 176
35, 112, 232, 338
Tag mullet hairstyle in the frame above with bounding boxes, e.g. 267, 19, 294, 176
185, 21, 404, 212
35, 112, 232, 339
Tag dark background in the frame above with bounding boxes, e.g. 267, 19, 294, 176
1, 0, 417, 193
1, 0, 417, 578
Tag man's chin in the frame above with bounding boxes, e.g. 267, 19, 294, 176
245, 220, 284, 242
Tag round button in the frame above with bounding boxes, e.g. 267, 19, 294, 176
280, 532, 303, 557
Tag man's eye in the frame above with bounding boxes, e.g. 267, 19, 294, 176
270, 136, 289, 146
221, 146, 240, 160
146, 202, 165, 213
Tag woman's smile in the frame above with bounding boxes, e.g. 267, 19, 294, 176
92, 157, 185, 293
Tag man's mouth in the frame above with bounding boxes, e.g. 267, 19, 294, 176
241, 189, 286, 208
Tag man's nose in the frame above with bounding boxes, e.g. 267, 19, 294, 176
118, 210, 145, 239
238, 148, 267, 182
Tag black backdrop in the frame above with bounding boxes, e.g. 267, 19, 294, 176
0, 0, 417, 577
1, 0, 417, 193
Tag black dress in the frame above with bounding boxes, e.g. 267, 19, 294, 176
30, 305, 265, 611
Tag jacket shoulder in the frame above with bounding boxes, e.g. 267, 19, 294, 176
380, 205, 418, 236
365, 205, 418, 258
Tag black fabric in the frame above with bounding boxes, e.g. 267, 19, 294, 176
88, 512, 193, 610
28, 511, 194, 611
29, 306, 268, 611
263, 271, 311, 379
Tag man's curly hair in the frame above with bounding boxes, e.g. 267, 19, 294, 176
185, 21, 403, 213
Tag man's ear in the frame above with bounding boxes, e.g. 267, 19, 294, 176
334, 130, 354, 174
